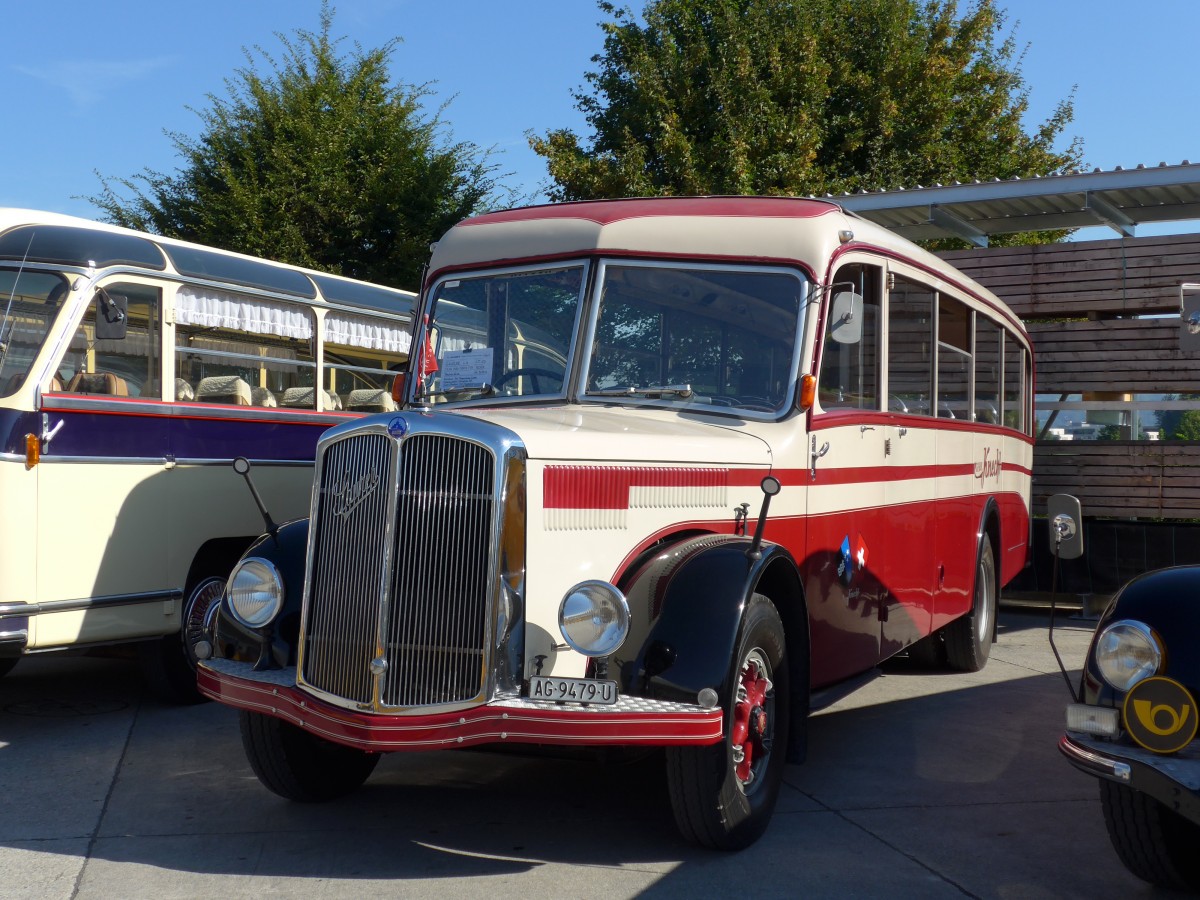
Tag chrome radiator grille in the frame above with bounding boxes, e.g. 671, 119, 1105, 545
300, 430, 496, 710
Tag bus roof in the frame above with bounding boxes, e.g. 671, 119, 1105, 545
428, 196, 1023, 335
0, 208, 415, 315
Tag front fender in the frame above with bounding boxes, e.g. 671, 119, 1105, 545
212, 518, 310, 669
1081, 565, 1200, 705
620, 535, 800, 706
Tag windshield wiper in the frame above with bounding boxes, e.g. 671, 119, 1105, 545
588, 383, 693, 399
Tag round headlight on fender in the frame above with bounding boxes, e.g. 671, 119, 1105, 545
1095, 619, 1163, 692
558, 581, 630, 657
226, 558, 284, 629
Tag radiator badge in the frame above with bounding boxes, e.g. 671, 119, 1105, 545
388, 416, 408, 438
329, 470, 381, 519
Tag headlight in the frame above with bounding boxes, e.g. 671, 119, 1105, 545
1095, 620, 1162, 692
226, 558, 284, 629
558, 581, 630, 657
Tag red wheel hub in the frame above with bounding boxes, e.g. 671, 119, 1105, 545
731, 659, 772, 785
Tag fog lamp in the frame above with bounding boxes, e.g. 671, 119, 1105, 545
558, 581, 630, 657
1095, 620, 1162, 692
1066, 703, 1120, 738
226, 557, 284, 629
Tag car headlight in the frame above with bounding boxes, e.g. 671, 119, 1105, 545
1095, 619, 1163, 692
226, 558, 284, 629
558, 581, 630, 657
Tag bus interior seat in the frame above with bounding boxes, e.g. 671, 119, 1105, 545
195, 375, 251, 406
140, 378, 195, 401
345, 388, 395, 412
250, 386, 277, 408
66, 372, 130, 396
280, 387, 340, 410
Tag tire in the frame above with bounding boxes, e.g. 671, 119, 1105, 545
944, 537, 996, 672
666, 593, 790, 850
139, 574, 226, 704
1100, 779, 1200, 890
239, 710, 380, 802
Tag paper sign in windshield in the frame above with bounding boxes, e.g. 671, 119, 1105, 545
441, 348, 494, 390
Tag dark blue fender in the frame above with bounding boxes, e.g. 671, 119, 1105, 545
1079, 565, 1200, 706
211, 518, 310, 669
619, 534, 809, 757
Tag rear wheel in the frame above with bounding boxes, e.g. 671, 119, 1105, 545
944, 537, 996, 672
666, 593, 790, 850
1101, 780, 1200, 890
240, 710, 380, 802
139, 574, 225, 704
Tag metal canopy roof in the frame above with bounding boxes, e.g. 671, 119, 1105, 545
827, 161, 1200, 247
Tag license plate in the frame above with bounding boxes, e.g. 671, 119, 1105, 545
528, 675, 618, 706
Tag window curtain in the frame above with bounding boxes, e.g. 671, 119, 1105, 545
325, 312, 411, 354
175, 286, 313, 339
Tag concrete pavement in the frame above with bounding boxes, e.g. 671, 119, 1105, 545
0, 611, 1169, 898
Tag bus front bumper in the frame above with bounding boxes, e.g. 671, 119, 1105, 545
198, 658, 724, 752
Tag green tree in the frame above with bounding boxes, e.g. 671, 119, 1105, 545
532, 0, 1081, 240
1157, 395, 1200, 440
92, 4, 500, 290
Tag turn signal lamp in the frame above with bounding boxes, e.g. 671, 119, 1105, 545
391, 372, 407, 405
799, 374, 817, 411
24, 433, 39, 469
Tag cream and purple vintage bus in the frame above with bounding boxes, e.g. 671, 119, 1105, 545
198, 197, 1033, 849
0, 209, 413, 700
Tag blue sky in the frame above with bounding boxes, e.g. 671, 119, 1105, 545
4, 0, 1199, 241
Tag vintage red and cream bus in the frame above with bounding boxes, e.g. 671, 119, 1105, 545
197, 196, 1033, 849
0, 209, 413, 700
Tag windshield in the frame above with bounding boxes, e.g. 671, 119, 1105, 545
0, 268, 72, 399
584, 262, 805, 414
418, 265, 584, 401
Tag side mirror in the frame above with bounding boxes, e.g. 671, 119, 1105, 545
94, 289, 128, 340
829, 290, 863, 345
1047, 493, 1084, 561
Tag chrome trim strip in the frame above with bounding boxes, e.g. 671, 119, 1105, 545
41, 394, 351, 423
0, 589, 182, 619
29, 455, 315, 467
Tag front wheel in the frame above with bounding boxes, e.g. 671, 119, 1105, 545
666, 593, 790, 850
240, 710, 380, 802
1100, 780, 1200, 890
944, 537, 996, 672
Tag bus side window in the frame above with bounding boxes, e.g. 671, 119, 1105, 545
887, 276, 934, 416
62, 282, 160, 398
818, 264, 880, 410
974, 314, 1002, 424
173, 286, 316, 408
937, 295, 971, 419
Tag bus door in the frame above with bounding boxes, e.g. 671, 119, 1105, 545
879, 265, 937, 656
37, 280, 171, 645
809, 261, 886, 682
